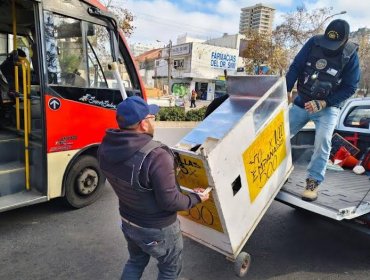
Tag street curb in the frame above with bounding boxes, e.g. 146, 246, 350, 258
154, 121, 199, 128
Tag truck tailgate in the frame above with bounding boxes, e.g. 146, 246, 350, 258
276, 164, 370, 220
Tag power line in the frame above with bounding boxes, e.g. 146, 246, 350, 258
135, 14, 218, 35
134, 12, 226, 36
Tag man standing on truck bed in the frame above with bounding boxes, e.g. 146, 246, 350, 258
98, 96, 209, 279
286, 19, 360, 202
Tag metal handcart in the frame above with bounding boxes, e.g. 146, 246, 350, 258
172, 76, 293, 277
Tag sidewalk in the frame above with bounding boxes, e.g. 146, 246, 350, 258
188, 100, 211, 108
154, 120, 200, 128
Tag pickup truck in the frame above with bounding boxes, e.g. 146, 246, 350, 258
276, 97, 370, 233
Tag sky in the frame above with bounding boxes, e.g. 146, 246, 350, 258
110, 0, 370, 45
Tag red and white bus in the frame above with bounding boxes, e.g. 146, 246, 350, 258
0, 0, 145, 211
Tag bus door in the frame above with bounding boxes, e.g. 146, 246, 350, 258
0, 0, 47, 212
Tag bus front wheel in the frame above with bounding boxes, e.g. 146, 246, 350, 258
64, 155, 106, 208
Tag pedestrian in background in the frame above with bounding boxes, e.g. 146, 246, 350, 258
190, 89, 197, 108
286, 19, 360, 201
98, 96, 209, 280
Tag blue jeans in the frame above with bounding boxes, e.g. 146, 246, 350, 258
120, 219, 183, 280
289, 104, 340, 183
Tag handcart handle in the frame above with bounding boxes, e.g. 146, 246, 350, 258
180, 186, 213, 195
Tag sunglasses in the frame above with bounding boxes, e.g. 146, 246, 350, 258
144, 115, 156, 121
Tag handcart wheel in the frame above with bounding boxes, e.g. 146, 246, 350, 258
234, 252, 251, 277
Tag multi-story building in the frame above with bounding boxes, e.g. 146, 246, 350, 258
239, 3, 275, 35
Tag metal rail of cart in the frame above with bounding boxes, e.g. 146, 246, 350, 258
172, 75, 293, 277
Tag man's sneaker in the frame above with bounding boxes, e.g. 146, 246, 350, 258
302, 178, 319, 201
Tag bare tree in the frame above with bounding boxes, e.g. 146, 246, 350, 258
241, 6, 334, 75
247, 5, 335, 76
358, 34, 370, 96
275, 6, 333, 50
100, 0, 135, 36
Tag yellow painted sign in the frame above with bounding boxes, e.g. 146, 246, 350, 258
242, 110, 286, 202
175, 153, 224, 233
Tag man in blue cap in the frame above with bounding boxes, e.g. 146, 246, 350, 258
286, 19, 360, 201
98, 96, 209, 279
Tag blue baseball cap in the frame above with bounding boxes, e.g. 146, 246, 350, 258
116, 96, 159, 128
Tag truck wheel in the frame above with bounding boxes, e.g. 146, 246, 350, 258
234, 252, 251, 277
64, 155, 105, 208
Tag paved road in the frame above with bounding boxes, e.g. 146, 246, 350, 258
1, 128, 370, 280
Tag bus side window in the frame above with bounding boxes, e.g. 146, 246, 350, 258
43, 11, 138, 107
86, 24, 133, 91
86, 24, 111, 89
43, 11, 134, 92
44, 11, 87, 87
44, 11, 60, 84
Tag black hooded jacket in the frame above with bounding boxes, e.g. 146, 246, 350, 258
98, 129, 201, 228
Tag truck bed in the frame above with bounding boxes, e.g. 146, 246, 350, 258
276, 147, 370, 220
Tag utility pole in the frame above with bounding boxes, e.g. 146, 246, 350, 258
323, 10, 346, 23
318, 11, 347, 32
167, 40, 172, 95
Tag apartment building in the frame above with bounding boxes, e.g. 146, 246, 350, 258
239, 3, 275, 34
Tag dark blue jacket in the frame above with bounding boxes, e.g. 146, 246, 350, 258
286, 37, 360, 107
98, 130, 201, 228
